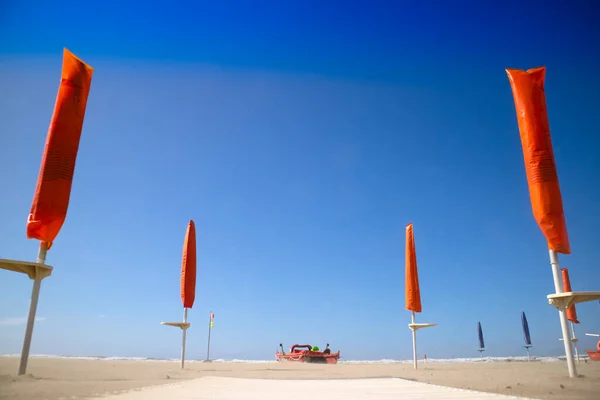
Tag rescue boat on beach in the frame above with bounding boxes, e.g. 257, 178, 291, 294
584, 334, 600, 361
586, 350, 600, 361
276, 343, 340, 364
586, 340, 600, 361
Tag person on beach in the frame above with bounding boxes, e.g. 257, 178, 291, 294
323, 343, 331, 355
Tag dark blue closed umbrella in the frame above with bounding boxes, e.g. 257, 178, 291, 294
522, 312, 532, 346
477, 322, 485, 358
522, 312, 533, 361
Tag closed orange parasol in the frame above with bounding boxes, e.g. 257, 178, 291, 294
505, 66, 600, 378
27, 48, 94, 251
405, 223, 421, 313
18, 48, 93, 376
181, 220, 197, 309
506, 67, 570, 255
561, 268, 579, 324
560, 268, 582, 363
404, 223, 435, 370
161, 220, 197, 369
507, 66, 575, 375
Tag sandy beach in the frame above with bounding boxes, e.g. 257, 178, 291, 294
0, 357, 598, 400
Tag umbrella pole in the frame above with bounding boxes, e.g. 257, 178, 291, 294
181, 308, 188, 369
571, 322, 580, 363
411, 311, 417, 370
549, 250, 577, 378
525, 346, 531, 362
18, 242, 47, 376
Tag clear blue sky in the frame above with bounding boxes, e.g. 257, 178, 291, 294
1, 0, 599, 361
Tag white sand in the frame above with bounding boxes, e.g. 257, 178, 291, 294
1, 357, 599, 400
88, 376, 531, 399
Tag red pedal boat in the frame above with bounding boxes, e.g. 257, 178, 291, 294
276, 343, 340, 364
586, 350, 600, 361
586, 340, 600, 361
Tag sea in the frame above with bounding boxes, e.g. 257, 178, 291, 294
0, 354, 583, 363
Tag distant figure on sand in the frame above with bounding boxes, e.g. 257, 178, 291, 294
323, 343, 331, 355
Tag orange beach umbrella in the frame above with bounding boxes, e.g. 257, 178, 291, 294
561, 268, 579, 324
19, 48, 93, 376
404, 223, 435, 369
27, 48, 94, 250
405, 223, 421, 313
181, 220, 197, 309
506, 66, 579, 377
506, 67, 570, 255
560, 268, 582, 362
161, 220, 197, 369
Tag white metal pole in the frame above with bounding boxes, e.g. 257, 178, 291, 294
549, 250, 577, 378
18, 242, 47, 376
526, 347, 530, 362
181, 308, 188, 369
411, 311, 417, 370
571, 322, 580, 363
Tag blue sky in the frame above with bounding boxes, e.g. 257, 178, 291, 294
1, 0, 599, 361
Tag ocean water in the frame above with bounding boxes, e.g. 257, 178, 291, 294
0, 354, 582, 363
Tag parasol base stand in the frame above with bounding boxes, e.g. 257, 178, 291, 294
547, 292, 600, 310
407, 319, 436, 370
408, 323, 437, 331
160, 322, 191, 330
202, 359, 213, 363
1, 258, 53, 376
0, 259, 53, 280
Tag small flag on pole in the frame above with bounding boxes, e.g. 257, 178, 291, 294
205, 311, 215, 361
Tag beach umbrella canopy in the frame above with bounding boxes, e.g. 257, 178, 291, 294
506, 67, 570, 255
180, 220, 197, 309
27, 48, 94, 250
477, 322, 485, 350
405, 223, 421, 313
